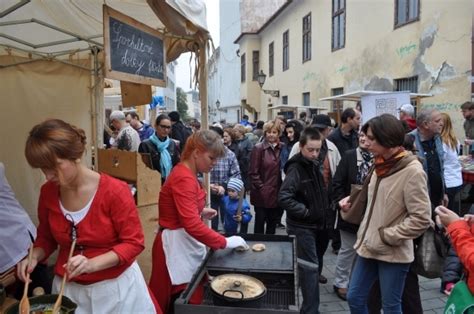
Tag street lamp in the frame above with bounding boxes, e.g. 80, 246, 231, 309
257, 70, 280, 97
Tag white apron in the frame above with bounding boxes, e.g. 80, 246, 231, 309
162, 228, 207, 285
52, 261, 156, 314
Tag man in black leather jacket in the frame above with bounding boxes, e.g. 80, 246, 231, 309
278, 127, 330, 314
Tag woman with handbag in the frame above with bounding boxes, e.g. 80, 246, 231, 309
343, 114, 431, 314
331, 132, 373, 300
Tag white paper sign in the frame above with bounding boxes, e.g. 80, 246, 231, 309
361, 92, 411, 124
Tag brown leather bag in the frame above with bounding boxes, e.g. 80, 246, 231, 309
341, 167, 375, 224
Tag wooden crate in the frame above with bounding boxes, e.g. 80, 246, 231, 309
97, 149, 161, 207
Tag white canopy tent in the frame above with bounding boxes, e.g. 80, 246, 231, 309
0, 0, 211, 220
319, 90, 433, 102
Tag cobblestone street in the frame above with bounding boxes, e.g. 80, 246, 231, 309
266, 212, 450, 313
318, 249, 448, 313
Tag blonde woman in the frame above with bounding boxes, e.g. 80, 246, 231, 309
249, 120, 284, 234
440, 112, 463, 214
440, 112, 464, 295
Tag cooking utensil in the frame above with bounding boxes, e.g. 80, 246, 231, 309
18, 244, 34, 314
4, 294, 78, 314
236, 187, 245, 233
210, 273, 266, 308
52, 239, 76, 314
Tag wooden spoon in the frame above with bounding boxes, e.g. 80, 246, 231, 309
19, 244, 34, 314
52, 239, 76, 314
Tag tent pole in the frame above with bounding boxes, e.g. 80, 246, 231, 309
198, 41, 211, 207
91, 46, 103, 170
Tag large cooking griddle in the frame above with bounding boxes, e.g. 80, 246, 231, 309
207, 234, 295, 272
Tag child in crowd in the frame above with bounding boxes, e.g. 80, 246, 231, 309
221, 178, 252, 235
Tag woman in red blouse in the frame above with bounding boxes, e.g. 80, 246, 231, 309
149, 130, 248, 313
17, 119, 158, 313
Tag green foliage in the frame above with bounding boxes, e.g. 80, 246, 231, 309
176, 87, 189, 120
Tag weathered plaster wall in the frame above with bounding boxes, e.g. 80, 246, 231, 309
242, 0, 471, 135
240, 0, 287, 32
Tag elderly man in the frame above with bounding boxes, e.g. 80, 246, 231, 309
125, 112, 154, 142
109, 110, 141, 151
398, 103, 416, 131
409, 109, 446, 208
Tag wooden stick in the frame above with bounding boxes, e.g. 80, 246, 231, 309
52, 239, 76, 314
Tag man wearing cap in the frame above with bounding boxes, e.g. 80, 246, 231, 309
327, 108, 360, 156
289, 115, 341, 283
109, 110, 141, 152
398, 103, 416, 131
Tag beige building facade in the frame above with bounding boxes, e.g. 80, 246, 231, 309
236, 0, 471, 138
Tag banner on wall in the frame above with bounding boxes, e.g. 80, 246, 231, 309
361, 92, 411, 124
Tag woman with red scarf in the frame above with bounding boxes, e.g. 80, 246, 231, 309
342, 114, 431, 313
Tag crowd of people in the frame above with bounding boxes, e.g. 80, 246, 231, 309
2, 102, 474, 314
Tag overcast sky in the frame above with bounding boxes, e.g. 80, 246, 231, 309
174, 0, 220, 92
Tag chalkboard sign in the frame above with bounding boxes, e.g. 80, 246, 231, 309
103, 5, 166, 86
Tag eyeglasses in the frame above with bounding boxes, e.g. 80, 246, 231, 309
159, 125, 171, 129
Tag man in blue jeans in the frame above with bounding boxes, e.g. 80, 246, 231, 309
279, 127, 332, 313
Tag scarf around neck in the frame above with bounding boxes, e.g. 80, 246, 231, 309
374, 147, 408, 177
356, 148, 374, 184
149, 134, 172, 179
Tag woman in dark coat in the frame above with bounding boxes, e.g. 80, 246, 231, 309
249, 120, 284, 234
331, 132, 373, 300
139, 114, 180, 183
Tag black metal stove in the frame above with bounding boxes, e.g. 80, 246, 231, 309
174, 234, 300, 313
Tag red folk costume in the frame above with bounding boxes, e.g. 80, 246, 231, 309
447, 220, 474, 293
149, 163, 226, 313
34, 174, 160, 312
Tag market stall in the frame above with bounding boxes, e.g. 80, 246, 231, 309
0, 0, 213, 281
319, 90, 432, 124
